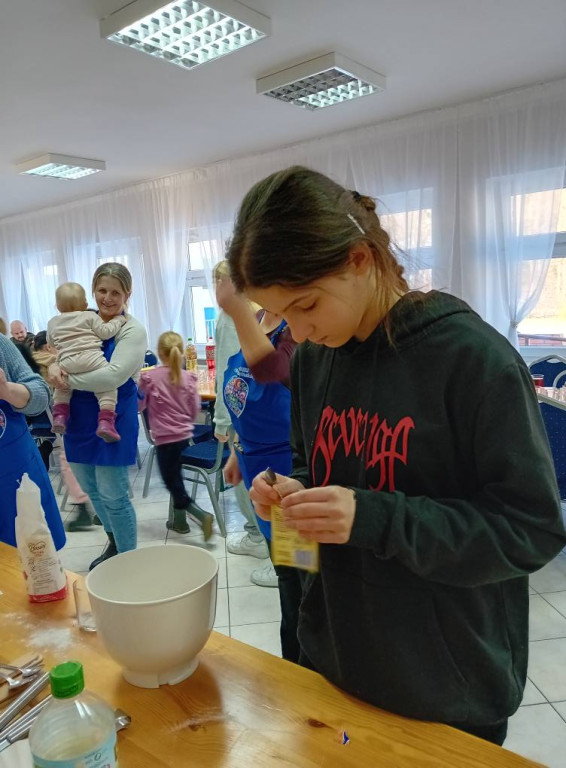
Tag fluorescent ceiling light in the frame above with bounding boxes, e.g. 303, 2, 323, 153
16, 154, 106, 180
100, 0, 271, 70
257, 52, 386, 110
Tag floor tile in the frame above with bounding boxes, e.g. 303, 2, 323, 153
214, 589, 228, 628
529, 594, 566, 640
133, 500, 169, 521
541, 590, 566, 619
231, 621, 281, 658
137, 538, 167, 550
60, 544, 104, 573
529, 552, 566, 593
214, 626, 230, 638
506, 703, 566, 768
228, 585, 281, 626
137, 518, 168, 542
521, 678, 546, 706
63, 528, 108, 549
528, 638, 566, 701
552, 701, 566, 723
227, 554, 266, 587
166, 534, 226, 560
528, 585, 537, 595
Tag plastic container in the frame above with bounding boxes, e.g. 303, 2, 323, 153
185, 337, 198, 372
15, 473, 67, 603
205, 337, 216, 373
29, 661, 117, 767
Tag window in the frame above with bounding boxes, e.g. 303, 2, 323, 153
182, 226, 231, 347
378, 188, 433, 292
517, 187, 566, 347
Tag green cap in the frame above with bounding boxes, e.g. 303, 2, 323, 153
50, 661, 85, 699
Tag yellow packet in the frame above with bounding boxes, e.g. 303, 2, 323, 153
270, 503, 319, 573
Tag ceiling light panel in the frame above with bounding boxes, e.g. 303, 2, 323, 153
257, 53, 386, 110
100, 0, 271, 70
16, 154, 106, 180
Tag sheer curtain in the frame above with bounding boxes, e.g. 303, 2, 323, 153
348, 112, 458, 293
456, 81, 566, 343
1, 78, 566, 346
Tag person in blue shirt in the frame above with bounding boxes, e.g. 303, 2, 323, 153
0, 333, 65, 550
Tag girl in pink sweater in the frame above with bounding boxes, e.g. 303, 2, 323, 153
138, 332, 214, 540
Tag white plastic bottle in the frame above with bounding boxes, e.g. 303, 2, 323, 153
29, 661, 118, 767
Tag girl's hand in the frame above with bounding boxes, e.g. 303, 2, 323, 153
223, 450, 242, 486
249, 472, 305, 521
215, 276, 248, 317
214, 432, 229, 443
280, 486, 357, 544
48, 363, 69, 390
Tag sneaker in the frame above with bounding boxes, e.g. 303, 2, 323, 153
226, 532, 269, 559
251, 562, 278, 588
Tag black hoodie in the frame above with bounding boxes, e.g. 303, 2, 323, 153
289, 291, 565, 727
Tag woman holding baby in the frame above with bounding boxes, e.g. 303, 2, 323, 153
49, 262, 147, 570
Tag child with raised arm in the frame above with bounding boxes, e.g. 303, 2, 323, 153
47, 282, 126, 442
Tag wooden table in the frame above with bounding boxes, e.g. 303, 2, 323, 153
0, 544, 542, 767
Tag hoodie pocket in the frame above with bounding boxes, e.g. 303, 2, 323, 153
299, 577, 470, 723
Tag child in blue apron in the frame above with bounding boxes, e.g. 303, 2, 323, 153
222, 314, 302, 662
0, 335, 65, 550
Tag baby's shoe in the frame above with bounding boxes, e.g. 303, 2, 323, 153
52, 403, 70, 434
96, 410, 121, 443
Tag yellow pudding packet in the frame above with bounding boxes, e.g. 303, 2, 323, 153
270, 503, 319, 573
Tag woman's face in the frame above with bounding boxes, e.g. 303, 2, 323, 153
94, 276, 129, 320
245, 246, 383, 347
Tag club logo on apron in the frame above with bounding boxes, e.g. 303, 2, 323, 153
0, 408, 5, 441
224, 376, 249, 418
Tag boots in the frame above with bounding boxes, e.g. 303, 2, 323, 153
166, 506, 191, 534
89, 532, 118, 571
66, 502, 93, 532
96, 410, 121, 443
52, 403, 70, 435
187, 501, 214, 542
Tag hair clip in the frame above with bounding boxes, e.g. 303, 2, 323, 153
347, 213, 365, 235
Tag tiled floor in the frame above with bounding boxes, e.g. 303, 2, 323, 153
51, 444, 566, 767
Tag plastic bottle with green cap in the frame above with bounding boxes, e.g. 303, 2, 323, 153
29, 661, 117, 767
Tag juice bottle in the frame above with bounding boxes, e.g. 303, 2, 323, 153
185, 337, 198, 372
205, 337, 216, 373
29, 661, 117, 767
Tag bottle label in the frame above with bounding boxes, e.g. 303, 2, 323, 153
33, 732, 117, 768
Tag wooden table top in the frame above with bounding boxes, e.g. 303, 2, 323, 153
0, 543, 542, 767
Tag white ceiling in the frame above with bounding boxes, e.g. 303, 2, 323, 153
1, 0, 566, 221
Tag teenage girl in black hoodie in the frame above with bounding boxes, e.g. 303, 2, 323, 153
226, 166, 566, 746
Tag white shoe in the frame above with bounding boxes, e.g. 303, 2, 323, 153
251, 562, 278, 588
227, 532, 269, 559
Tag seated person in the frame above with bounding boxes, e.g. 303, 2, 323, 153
10, 320, 35, 348
47, 282, 126, 443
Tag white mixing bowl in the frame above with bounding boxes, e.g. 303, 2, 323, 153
86, 544, 218, 688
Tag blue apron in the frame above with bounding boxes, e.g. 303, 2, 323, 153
64, 336, 139, 466
0, 400, 66, 550
223, 320, 292, 540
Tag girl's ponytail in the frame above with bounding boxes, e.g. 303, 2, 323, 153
157, 331, 185, 386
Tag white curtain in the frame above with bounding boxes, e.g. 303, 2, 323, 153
1, 78, 566, 347
456, 81, 566, 344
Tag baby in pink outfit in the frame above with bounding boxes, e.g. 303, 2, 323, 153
47, 282, 126, 442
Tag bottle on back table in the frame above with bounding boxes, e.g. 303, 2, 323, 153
185, 337, 198, 372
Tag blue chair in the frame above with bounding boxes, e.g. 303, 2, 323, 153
144, 350, 158, 367
529, 355, 566, 388
179, 438, 230, 537
140, 411, 215, 496
539, 397, 566, 500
